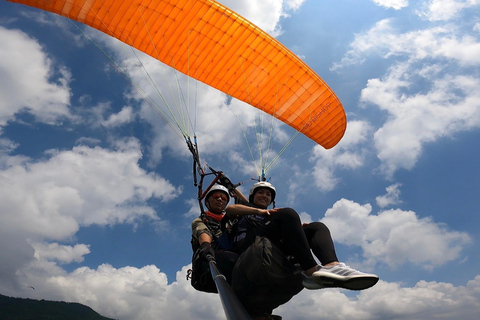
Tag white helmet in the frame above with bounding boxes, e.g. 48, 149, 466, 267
249, 181, 276, 203
205, 184, 230, 209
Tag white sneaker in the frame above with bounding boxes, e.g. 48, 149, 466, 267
302, 266, 326, 290
311, 263, 379, 290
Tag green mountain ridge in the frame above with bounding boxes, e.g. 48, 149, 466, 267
0, 293, 116, 320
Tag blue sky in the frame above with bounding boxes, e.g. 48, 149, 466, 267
1, 0, 480, 319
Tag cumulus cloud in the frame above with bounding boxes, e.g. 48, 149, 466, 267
333, 17, 480, 177
308, 120, 372, 192
136, 80, 254, 164
418, 0, 480, 21
371, 0, 409, 10
332, 19, 480, 70
331, 19, 395, 71
475, 22, 480, 32
12, 260, 480, 320
0, 140, 181, 290
299, 211, 313, 224
320, 198, 472, 268
183, 198, 202, 219
15, 262, 226, 320
0, 137, 18, 154
0, 26, 73, 128
219, 0, 307, 36
101, 106, 134, 128
376, 183, 402, 208
0, 139, 179, 230
31, 242, 90, 264
277, 277, 480, 320
362, 62, 480, 177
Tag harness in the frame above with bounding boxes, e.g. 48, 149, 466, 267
186, 135, 239, 257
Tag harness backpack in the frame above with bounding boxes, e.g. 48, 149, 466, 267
231, 236, 304, 315
190, 242, 218, 293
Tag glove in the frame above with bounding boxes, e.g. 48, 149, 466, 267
199, 242, 216, 260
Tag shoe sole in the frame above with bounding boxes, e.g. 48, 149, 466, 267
252, 315, 282, 320
316, 275, 379, 291
302, 280, 326, 290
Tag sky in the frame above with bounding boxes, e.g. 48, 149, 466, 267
1, 0, 480, 319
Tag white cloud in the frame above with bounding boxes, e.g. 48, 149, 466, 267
299, 211, 313, 224
75, 136, 102, 146
284, 0, 306, 11
0, 26, 73, 127
219, 0, 307, 36
0, 137, 18, 153
0, 140, 179, 231
376, 183, 402, 208
80, 100, 138, 130
331, 19, 395, 70
475, 22, 480, 32
137, 81, 253, 164
418, 0, 480, 21
309, 120, 372, 192
101, 106, 134, 127
16, 263, 225, 320
11, 260, 480, 320
47, 264, 171, 319
333, 18, 480, 177
0, 140, 181, 290
362, 62, 480, 177
0, 230, 36, 290
332, 19, 480, 70
278, 277, 480, 320
320, 198, 472, 268
371, 0, 409, 10
31, 242, 90, 264
183, 198, 202, 218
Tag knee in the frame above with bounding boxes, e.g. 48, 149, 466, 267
277, 207, 301, 222
307, 221, 331, 233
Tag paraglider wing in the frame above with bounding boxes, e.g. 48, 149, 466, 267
7, 0, 346, 148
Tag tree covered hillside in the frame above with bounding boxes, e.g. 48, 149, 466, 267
0, 294, 115, 320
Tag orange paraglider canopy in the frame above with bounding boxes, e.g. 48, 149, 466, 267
7, 0, 346, 149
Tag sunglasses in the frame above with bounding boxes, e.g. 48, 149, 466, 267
211, 192, 228, 201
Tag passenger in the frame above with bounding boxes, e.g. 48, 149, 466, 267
226, 181, 379, 291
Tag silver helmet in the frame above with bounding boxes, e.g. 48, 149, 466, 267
249, 181, 276, 203
205, 184, 230, 209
